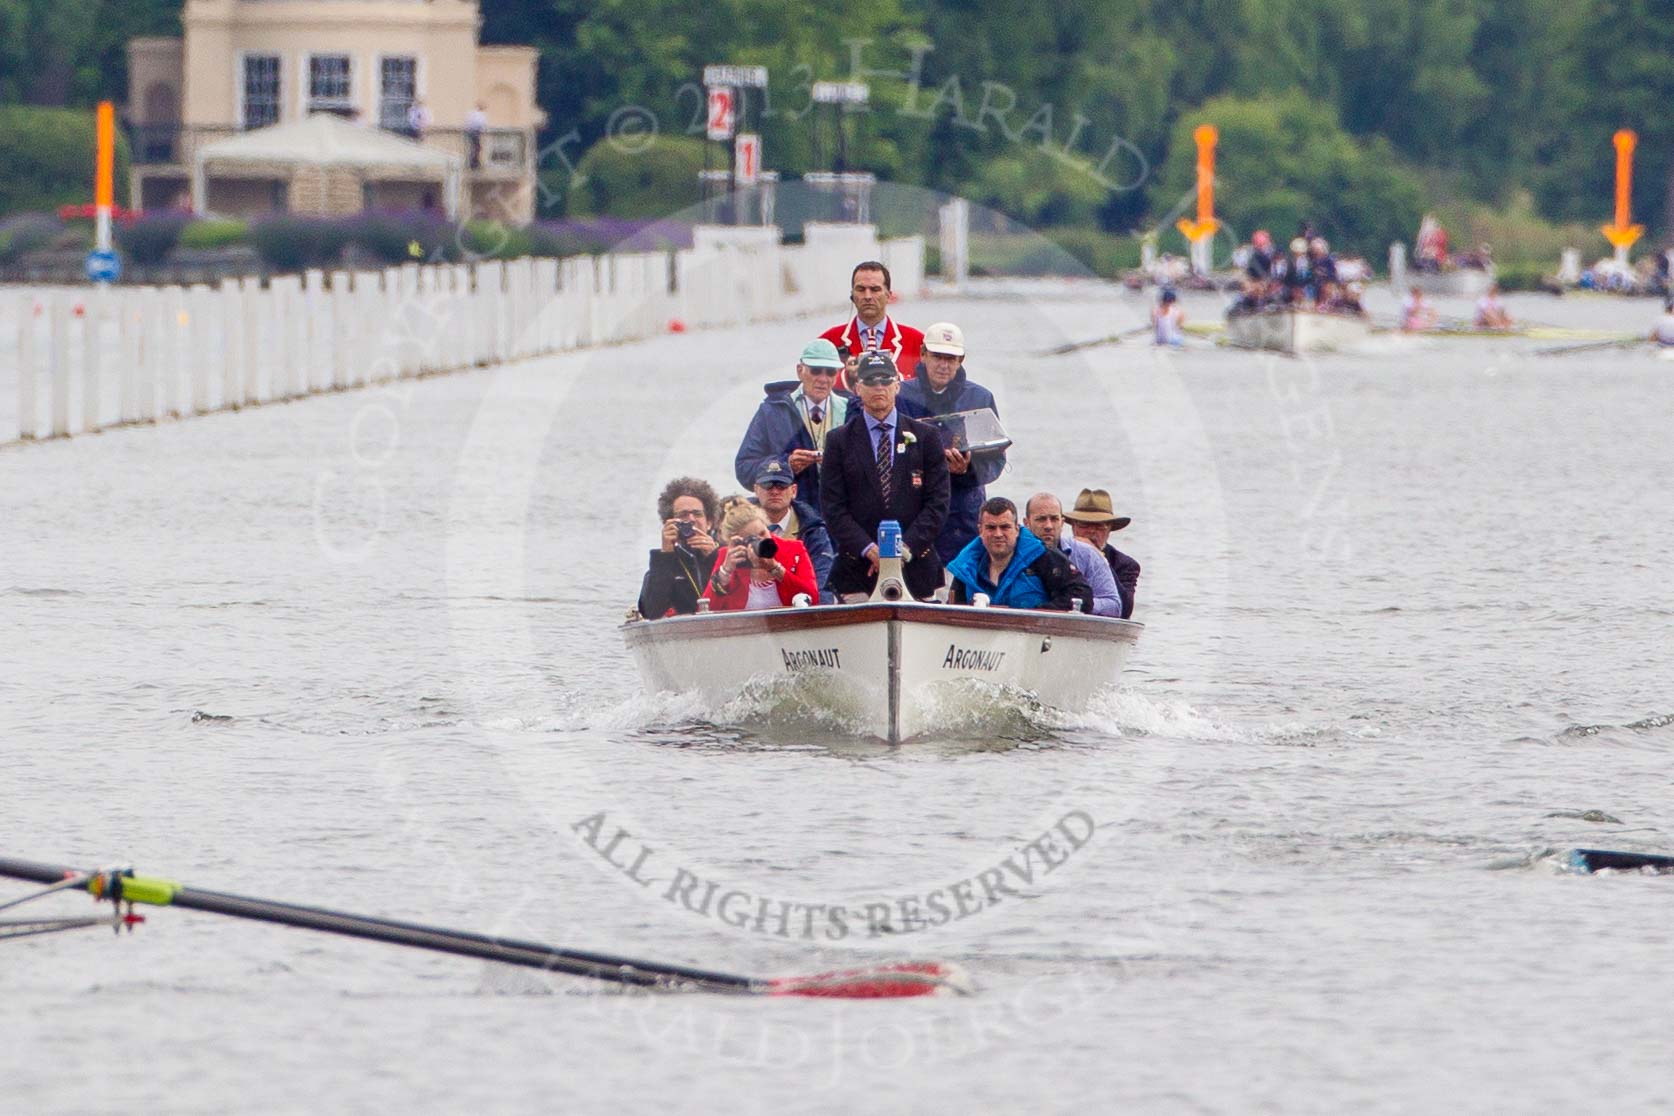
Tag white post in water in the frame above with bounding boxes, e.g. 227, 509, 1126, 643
937, 198, 969, 291
1189, 233, 1213, 277
1557, 248, 1582, 285
1389, 242, 1407, 291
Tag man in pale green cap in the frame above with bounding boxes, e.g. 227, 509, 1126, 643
734, 338, 854, 513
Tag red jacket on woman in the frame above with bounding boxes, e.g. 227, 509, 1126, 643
700, 537, 819, 611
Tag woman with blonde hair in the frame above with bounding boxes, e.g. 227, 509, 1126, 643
702, 503, 819, 611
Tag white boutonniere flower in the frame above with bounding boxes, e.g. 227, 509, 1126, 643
897, 430, 916, 454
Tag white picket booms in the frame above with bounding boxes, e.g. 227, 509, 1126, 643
4, 233, 926, 444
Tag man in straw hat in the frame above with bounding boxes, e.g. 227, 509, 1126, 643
1062, 488, 1140, 619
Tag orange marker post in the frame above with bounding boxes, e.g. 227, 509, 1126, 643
1175, 124, 1220, 245
1601, 128, 1644, 260
95, 101, 116, 254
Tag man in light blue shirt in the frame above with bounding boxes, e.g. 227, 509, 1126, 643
1024, 492, 1122, 617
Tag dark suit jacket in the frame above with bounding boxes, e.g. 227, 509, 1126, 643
1103, 544, 1141, 620
820, 410, 951, 600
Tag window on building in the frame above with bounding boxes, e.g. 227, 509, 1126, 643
379, 58, 417, 132
308, 54, 353, 115
243, 54, 281, 129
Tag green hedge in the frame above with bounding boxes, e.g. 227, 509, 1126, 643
0, 106, 131, 217
179, 218, 249, 251
564, 134, 705, 219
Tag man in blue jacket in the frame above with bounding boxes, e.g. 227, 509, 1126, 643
735, 339, 852, 512
947, 497, 1092, 612
749, 459, 837, 604
897, 322, 1006, 564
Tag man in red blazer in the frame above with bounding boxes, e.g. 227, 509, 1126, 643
820, 260, 924, 391
819, 352, 951, 602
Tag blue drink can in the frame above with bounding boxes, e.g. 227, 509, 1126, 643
877, 519, 903, 559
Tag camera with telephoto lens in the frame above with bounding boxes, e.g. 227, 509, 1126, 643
751, 536, 778, 560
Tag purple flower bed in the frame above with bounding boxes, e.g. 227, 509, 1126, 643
530, 217, 696, 255
113, 211, 192, 265
0, 212, 61, 263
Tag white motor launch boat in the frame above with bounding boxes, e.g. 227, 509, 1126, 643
1225, 307, 1373, 354
623, 602, 1142, 744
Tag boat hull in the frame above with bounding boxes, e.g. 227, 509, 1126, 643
1225, 309, 1372, 353
1406, 267, 1495, 299
623, 603, 1141, 743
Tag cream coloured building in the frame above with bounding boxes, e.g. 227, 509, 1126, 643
127, 0, 545, 223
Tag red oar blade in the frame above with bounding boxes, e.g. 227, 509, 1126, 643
765, 961, 972, 999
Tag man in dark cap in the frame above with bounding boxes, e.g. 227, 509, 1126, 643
819, 351, 951, 602
750, 458, 837, 604
1063, 488, 1141, 619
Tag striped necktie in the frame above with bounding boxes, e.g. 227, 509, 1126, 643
875, 423, 893, 503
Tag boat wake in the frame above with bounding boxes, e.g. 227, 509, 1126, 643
1556, 710, 1674, 741
1054, 688, 1339, 747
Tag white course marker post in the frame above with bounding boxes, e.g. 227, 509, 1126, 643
81, 291, 102, 433
17, 293, 37, 441
290, 276, 310, 397
330, 270, 351, 389
190, 284, 214, 414
164, 287, 188, 419
243, 277, 265, 403
219, 278, 243, 409
119, 291, 142, 425
50, 294, 72, 438
269, 277, 293, 398
304, 269, 326, 391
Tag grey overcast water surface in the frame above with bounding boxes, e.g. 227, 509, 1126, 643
2, 281, 1672, 1114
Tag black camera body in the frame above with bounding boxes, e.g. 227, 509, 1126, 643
675, 520, 697, 542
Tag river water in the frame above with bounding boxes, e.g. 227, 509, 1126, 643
2, 279, 1671, 1114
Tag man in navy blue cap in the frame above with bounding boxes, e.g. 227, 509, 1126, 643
735, 338, 852, 512
820, 351, 950, 602
750, 458, 837, 604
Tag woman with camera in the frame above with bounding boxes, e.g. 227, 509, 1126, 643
701, 504, 819, 612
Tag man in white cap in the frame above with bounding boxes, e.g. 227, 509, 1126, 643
898, 321, 1006, 563
735, 338, 852, 512
1063, 488, 1140, 619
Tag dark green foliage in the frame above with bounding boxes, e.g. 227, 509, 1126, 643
5, 0, 1673, 250
346, 211, 460, 264
248, 215, 351, 272
566, 134, 706, 219
1150, 94, 1425, 257
0, 105, 131, 214
114, 210, 188, 264
178, 218, 250, 251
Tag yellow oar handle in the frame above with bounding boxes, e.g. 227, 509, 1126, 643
89, 872, 179, 906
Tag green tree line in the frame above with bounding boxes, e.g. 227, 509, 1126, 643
4, 0, 1673, 256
